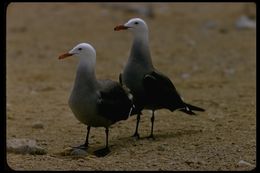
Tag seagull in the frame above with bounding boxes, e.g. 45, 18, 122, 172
58, 43, 135, 157
114, 18, 205, 140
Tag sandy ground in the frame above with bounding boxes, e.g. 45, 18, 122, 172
6, 3, 256, 171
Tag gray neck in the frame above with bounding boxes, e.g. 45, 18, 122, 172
129, 32, 154, 69
74, 56, 97, 91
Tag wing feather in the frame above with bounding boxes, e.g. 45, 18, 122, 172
143, 71, 186, 110
97, 80, 133, 123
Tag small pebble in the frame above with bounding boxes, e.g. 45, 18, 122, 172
71, 149, 88, 156
7, 138, 47, 155
181, 73, 191, 79
236, 15, 256, 30
224, 68, 235, 75
32, 122, 44, 129
203, 20, 218, 29
237, 160, 255, 167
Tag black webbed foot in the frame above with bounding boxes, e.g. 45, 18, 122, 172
146, 134, 155, 140
93, 147, 111, 157
131, 132, 140, 140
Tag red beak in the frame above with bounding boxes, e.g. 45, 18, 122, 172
58, 53, 73, 60
114, 25, 130, 31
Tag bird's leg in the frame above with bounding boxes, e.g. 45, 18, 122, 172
147, 110, 155, 140
105, 127, 109, 149
85, 125, 91, 147
72, 126, 91, 150
132, 113, 141, 140
94, 127, 111, 157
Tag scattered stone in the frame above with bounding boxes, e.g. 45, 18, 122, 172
7, 138, 47, 155
71, 149, 88, 156
236, 15, 256, 30
157, 145, 167, 151
237, 160, 255, 167
203, 20, 218, 29
224, 68, 235, 75
58, 147, 88, 157
32, 122, 44, 129
181, 73, 191, 79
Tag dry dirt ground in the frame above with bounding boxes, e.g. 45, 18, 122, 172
6, 3, 256, 171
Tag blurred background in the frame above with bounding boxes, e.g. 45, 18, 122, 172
6, 3, 256, 171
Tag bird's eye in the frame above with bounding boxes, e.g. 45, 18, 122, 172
78, 48, 82, 51
134, 22, 139, 25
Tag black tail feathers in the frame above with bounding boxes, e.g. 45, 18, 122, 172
179, 103, 205, 115
185, 103, 205, 112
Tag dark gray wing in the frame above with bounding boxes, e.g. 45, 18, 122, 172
97, 80, 133, 123
118, 73, 142, 115
143, 70, 186, 111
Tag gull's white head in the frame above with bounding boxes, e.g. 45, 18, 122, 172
114, 18, 149, 35
59, 43, 96, 60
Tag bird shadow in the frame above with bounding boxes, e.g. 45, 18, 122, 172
116, 128, 202, 141
110, 128, 203, 151
153, 129, 203, 139
52, 128, 202, 158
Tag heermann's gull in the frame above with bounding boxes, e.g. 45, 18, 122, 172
114, 18, 205, 139
58, 43, 134, 157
